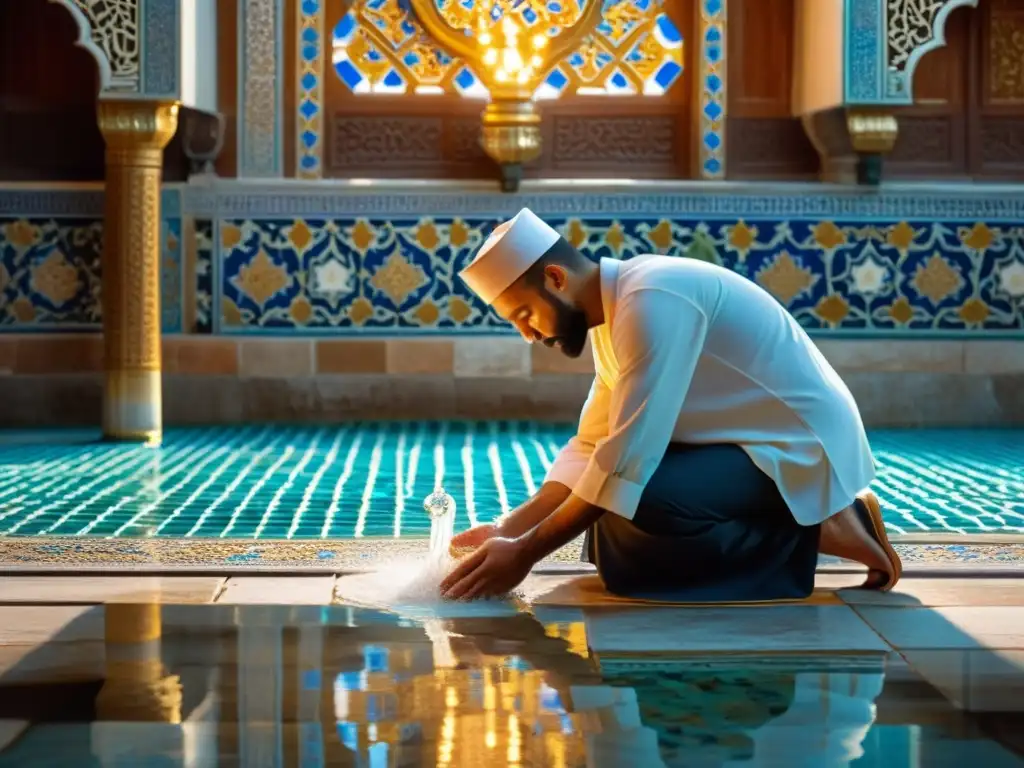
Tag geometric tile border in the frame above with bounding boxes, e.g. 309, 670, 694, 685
0, 537, 1021, 573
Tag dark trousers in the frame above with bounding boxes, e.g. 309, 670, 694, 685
585, 443, 821, 603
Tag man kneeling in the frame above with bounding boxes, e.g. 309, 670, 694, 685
441, 209, 901, 602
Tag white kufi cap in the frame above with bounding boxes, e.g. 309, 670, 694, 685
459, 208, 561, 305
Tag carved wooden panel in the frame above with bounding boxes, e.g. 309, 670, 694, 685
978, 116, 1024, 165
550, 116, 676, 165
972, 0, 1024, 176
725, 0, 818, 179
889, 116, 961, 171
326, 112, 493, 178
886, 3, 969, 179
983, 0, 1024, 105
332, 116, 442, 166
725, 117, 818, 179
727, 0, 795, 118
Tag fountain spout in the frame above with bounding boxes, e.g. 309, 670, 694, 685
423, 486, 456, 565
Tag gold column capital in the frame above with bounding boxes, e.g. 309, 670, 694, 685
97, 99, 180, 151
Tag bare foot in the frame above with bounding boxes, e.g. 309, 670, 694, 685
819, 492, 902, 591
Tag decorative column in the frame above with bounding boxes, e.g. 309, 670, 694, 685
97, 100, 180, 443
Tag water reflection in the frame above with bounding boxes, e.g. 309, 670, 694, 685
331, 613, 606, 767
93, 603, 192, 765
1, 604, 1020, 767
325, 612, 888, 768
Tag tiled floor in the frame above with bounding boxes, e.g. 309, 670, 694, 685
0, 574, 1022, 765
0, 425, 1020, 537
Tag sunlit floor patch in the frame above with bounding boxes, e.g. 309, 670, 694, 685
0, 424, 1020, 539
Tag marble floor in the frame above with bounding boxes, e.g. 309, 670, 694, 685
0, 573, 1022, 766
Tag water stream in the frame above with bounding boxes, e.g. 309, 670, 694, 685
333, 487, 524, 618
424, 486, 456, 566
334, 487, 459, 610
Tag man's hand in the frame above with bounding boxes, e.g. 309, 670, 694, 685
440, 537, 534, 601
449, 523, 499, 553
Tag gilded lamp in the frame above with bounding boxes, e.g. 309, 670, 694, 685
409, 0, 604, 191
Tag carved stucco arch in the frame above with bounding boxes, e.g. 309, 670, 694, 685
890, 0, 980, 101
45, 0, 114, 93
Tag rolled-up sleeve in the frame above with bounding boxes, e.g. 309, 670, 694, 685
545, 375, 611, 489
573, 289, 708, 519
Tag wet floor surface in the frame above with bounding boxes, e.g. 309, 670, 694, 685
0, 574, 1022, 766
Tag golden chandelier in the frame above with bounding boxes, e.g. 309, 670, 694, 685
409, 0, 604, 190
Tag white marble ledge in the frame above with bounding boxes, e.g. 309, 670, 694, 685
180, 177, 1024, 197
0, 576, 224, 604
900, 649, 1024, 712
582, 605, 890, 653
0, 605, 105, 645
839, 577, 1024, 608
4, 179, 1024, 220
3, 179, 1024, 195
855, 606, 1024, 651
216, 576, 337, 605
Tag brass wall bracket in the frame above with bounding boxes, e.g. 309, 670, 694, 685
846, 108, 899, 186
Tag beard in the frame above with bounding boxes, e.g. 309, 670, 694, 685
544, 296, 590, 358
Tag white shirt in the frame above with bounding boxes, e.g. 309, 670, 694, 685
546, 256, 876, 527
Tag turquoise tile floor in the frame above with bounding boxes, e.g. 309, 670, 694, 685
0, 424, 1020, 539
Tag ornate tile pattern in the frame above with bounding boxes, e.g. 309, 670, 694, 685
160, 216, 183, 332
207, 216, 1024, 334
297, 0, 325, 178
846, 0, 981, 104
66, 0, 180, 97
238, 0, 285, 176
886, 0, 980, 101
182, 186, 1024, 221
215, 217, 498, 332
0, 538, 1019, 571
195, 219, 214, 333
0, 217, 103, 328
0, 214, 184, 333
845, 0, 882, 103
69, 0, 141, 92
699, 0, 726, 179
141, 0, 180, 97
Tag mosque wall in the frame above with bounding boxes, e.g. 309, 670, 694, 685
0, 0, 1023, 428
1, 183, 1023, 427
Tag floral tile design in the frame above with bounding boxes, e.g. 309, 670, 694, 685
0, 218, 103, 328
0, 216, 185, 333
194, 218, 214, 333
206, 217, 1024, 334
